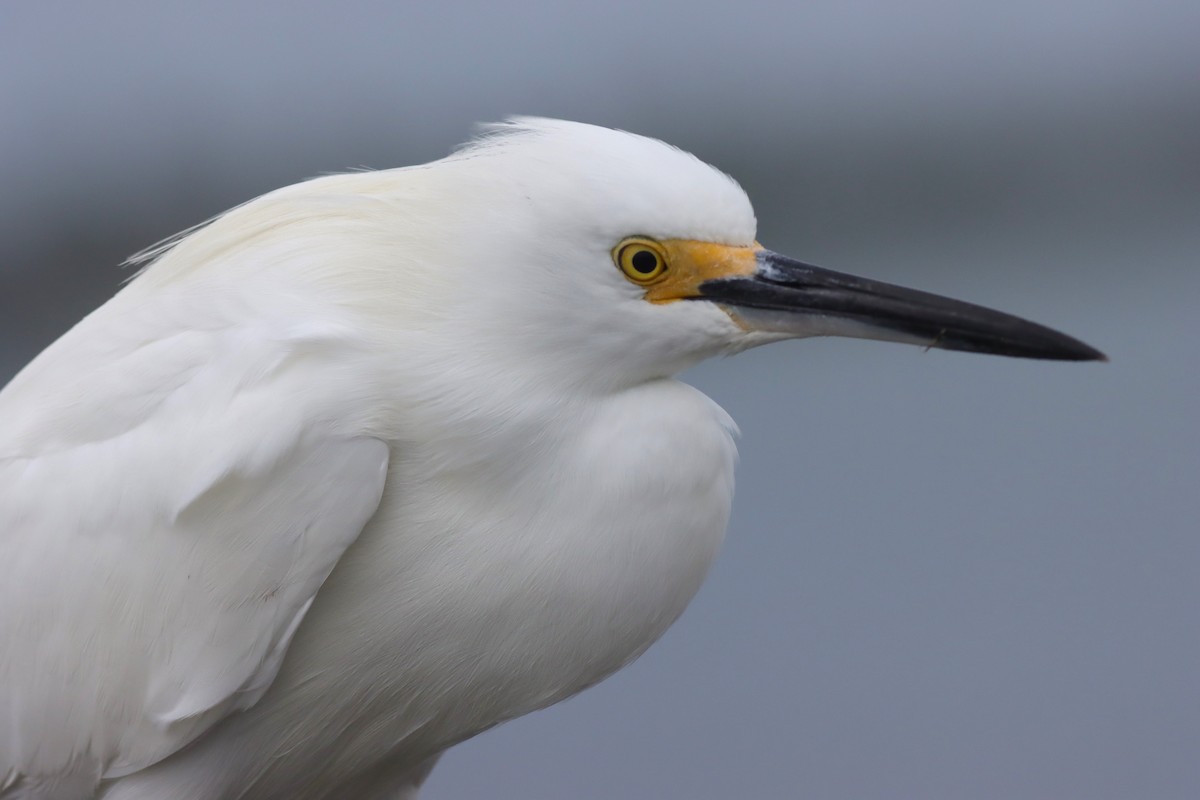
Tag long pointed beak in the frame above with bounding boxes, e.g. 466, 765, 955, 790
695, 250, 1105, 361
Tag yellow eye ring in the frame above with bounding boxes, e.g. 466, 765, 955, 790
614, 237, 669, 284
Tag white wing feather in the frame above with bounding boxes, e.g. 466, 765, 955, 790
0, 283, 389, 797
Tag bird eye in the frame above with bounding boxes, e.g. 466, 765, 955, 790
615, 238, 668, 283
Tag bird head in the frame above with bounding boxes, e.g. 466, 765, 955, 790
418, 118, 1102, 392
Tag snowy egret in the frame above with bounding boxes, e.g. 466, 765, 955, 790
0, 118, 1102, 799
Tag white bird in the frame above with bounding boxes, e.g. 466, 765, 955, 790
0, 118, 1102, 800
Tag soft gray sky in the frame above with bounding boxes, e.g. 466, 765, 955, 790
2, 2, 1198, 798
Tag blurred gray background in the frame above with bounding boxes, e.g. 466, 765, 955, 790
3, 1, 1198, 798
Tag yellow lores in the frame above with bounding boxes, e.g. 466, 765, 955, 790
614, 237, 759, 303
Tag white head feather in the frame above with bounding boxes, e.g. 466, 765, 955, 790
126, 118, 759, 398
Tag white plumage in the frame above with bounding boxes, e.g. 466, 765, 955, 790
0, 118, 1100, 799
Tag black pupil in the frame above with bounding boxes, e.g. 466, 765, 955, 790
630, 249, 658, 274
